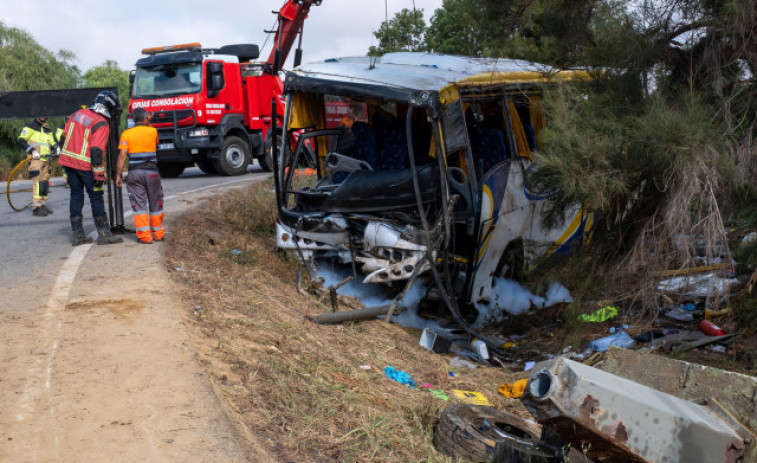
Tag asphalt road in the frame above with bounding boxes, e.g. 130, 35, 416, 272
0, 164, 269, 313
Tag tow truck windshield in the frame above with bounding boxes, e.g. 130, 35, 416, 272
132, 64, 203, 98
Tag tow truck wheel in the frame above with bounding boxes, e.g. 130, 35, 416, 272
214, 136, 250, 176
157, 162, 186, 178
196, 159, 217, 175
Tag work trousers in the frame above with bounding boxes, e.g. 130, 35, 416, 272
64, 166, 105, 218
29, 159, 50, 208
126, 168, 164, 242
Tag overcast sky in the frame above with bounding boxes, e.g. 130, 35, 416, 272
1, 0, 443, 73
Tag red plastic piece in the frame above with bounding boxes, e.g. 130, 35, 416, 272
698, 320, 726, 336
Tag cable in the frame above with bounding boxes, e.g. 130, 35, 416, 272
6, 157, 32, 212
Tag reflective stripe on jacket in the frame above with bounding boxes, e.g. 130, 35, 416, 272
58, 109, 110, 180
18, 120, 55, 159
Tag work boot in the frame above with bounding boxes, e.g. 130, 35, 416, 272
42, 205, 53, 215
32, 207, 47, 217
70, 215, 93, 246
94, 215, 123, 245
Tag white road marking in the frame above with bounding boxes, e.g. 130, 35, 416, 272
14, 175, 258, 458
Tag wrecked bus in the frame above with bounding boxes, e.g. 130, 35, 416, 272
274, 52, 593, 323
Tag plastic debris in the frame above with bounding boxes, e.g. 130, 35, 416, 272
705, 307, 731, 319
429, 389, 449, 401
452, 389, 491, 406
498, 379, 529, 398
633, 330, 665, 343
471, 339, 489, 360
524, 361, 535, 371
698, 320, 726, 336
579, 306, 618, 323
657, 273, 739, 297
449, 356, 477, 370
665, 308, 694, 322
232, 249, 242, 255
421, 384, 449, 401
572, 348, 595, 360
741, 232, 757, 246
419, 328, 452, 354
588, 331, 636, 352
383, 366, 415, 388
608, 324, 630, 334
359, 365, 371, 370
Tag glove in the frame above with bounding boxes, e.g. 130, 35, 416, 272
31, 150, 40, 160
53, 145, 61, 156
93, 180, 104, 192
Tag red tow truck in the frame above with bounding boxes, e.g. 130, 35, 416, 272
127, 0, 322, 177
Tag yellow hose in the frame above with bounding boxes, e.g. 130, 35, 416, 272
6, 157, 32, 212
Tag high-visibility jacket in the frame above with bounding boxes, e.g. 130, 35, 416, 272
58, 109, 110, 181
18, 120, 55, 161
118, 124, 158, 167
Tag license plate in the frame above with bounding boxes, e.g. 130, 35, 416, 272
158, 142, 175, 150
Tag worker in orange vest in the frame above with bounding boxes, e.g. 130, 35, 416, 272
58, 90, 123, 246
116, 107, 165, 244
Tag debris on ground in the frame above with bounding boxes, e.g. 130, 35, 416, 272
497, 379, 528, 399
451, 389, 492, 406
520, 356, 750, 463
578, 305, 618, 322
587, 330, 636, 352
383, 366, 415, 388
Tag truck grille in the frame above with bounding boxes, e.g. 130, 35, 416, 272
151, 109, 195, 125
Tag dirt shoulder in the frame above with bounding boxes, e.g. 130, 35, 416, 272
0, 189, 272, 462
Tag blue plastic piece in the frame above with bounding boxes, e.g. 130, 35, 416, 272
383, 366, 415, 388
588, 331, 636, 352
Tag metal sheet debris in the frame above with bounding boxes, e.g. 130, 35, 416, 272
521, 357, 747, 463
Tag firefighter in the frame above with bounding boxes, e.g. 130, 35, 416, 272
115, 107, 165, 244
17, 116, 56, 216
58, 90, 123, 246
54, 117, 70, 188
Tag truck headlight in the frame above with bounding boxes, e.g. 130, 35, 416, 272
189, 128, 209, 137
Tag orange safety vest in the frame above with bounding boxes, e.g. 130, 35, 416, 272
58, 109, 110, 181
118, 124, 158, 166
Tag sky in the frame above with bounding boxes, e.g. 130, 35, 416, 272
1, 0, 444, 73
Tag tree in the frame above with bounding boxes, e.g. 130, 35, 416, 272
425, 0, 484, 56
368, 8, 427, 57
380, 0, 756, 307
0, 21, 81, 169
82, 60, 130, 132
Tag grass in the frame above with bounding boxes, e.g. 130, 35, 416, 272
164, 172, 757, 461
164, 177, 528, 462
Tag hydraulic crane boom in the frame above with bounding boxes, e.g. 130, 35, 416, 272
266, 0, 322, 74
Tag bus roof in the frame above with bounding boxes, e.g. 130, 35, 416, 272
284, 52, 590, 103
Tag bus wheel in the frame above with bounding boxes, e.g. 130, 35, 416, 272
213, 136, 250, 176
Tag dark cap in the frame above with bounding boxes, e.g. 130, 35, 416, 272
132, 107, 148, 123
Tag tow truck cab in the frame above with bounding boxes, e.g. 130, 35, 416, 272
128, 43, 274, 177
